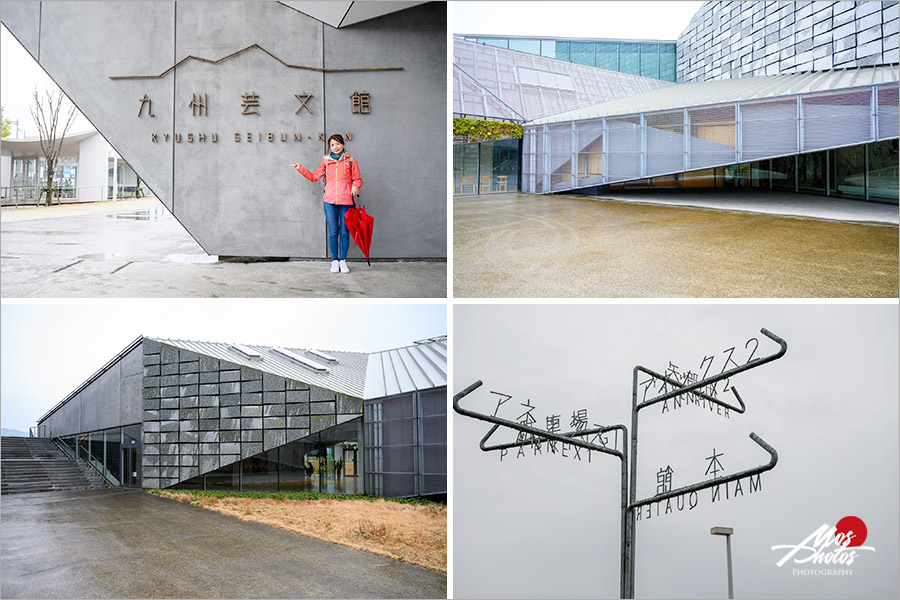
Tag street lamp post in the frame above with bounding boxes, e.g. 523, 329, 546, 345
710, 526, 734, 599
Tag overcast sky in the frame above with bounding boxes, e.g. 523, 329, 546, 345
453, 304, 898, 599
0, 302, 446, 432
1, 25, 93, 137
453, 1, 705, 39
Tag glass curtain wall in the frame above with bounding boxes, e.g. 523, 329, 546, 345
454, 139, 520, 196
461, 36, 678, 81
58, 425, 140, 486
604, 141, 899, 204
174, 419, 362, 494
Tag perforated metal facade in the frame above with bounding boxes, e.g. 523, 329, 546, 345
523, 75, 899, 193
453, 38, 672, 122
364, 387, 447, 498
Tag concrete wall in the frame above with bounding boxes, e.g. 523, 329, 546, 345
140, 340, 362, 489
1, 1, 446, 258
39, 345, 143, 437
78, 132, 109, 203
677, 1, 899, 82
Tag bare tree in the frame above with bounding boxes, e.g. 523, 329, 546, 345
29, 89, 77, 206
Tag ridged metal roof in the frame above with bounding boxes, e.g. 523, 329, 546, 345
364, 336, 448, 399
530, 65, 900, 124
39, 335, 449, 424
150, 338, 370, 399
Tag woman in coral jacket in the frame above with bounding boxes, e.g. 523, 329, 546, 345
291, 133, 362, 273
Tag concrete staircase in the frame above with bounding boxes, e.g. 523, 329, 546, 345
1, 436, 109, 495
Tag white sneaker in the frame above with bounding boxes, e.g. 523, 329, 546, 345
339, 260, 350, 273
330, 260, 340, 273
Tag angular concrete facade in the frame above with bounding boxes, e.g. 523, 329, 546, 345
1, 2, 446, 258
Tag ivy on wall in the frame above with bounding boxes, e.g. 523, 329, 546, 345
453, 118, 523, 143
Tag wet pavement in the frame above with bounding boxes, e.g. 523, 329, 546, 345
1, 199, 446, 298
0, 488, 446, 599
454, 192, 899, 298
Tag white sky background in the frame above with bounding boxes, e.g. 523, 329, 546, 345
0, 0, 703, 138
454, 304, 899, 599
453, 1, 705, 39
1, 24, 93, 137
0, 302, 446, 432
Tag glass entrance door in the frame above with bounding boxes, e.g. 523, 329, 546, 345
121, 446, 141, 487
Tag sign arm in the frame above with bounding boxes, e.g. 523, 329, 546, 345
637, 328, 788, 411
629, 432, 778, 509
455, 379, 630, 599
453, 380, 624, 459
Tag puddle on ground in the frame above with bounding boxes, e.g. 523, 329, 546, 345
78, 253, 122, 259
106, 208, 166, 221
162, 254, 219, 264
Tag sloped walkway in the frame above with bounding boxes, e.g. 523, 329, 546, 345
0, 488, 446, 599
596, 189, 898, 225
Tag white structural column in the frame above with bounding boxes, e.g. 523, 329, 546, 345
639, 113, 647, 178
571, 120, 577, 185
601, 116, 609, 184
870, 84, 878, 143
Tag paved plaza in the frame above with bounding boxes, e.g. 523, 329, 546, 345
0, 488, 446, 598
0, 199, 446, 298
454, 191, 899, 298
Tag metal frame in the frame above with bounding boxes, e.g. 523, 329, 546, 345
523, 82, 898, 194
454, 327, 789, 598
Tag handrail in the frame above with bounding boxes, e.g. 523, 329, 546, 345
83, 454, 118, 487
51, 437, 75, 460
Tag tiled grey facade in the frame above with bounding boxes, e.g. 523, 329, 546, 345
140, 340, 362, 489
677, 1, 900, 82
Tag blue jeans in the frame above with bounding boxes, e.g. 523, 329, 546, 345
323, 202, 351, 261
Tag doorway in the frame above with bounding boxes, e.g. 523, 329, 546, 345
121, 446, 141, 487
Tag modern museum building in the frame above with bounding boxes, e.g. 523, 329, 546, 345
454, 1, 899, 204
34, 336, 447, 498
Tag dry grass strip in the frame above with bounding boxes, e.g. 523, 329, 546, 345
154, 491, 446, 572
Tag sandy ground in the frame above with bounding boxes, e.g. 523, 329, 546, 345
155, 491, 447, 573
454, 193, 899, 298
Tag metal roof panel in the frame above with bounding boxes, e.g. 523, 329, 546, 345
530, 65, 900, 125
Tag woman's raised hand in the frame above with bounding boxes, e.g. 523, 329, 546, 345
290, 163, 299, 169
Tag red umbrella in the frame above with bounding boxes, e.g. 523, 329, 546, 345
343, 197, 374, 265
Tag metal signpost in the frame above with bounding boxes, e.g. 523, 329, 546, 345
454, 327, 788, 599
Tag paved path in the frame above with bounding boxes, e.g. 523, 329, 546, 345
0, 488, 446, 599
1, 199, 446, 298
454, 192, 898, 298
598, 189, 899, 225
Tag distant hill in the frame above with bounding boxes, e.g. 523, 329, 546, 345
1, 428, 29, 437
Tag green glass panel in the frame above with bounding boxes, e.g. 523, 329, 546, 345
596, 42, 618, 70
619, 43, 640, 75
569, 41, 595, 66
640, 43, 660, 79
